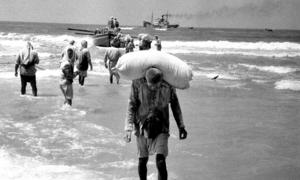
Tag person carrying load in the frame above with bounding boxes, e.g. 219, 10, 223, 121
124, 67, 188, 180
103, 47, 123, 84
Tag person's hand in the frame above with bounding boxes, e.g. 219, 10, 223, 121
124, 130, 132, 143
179, 127, 187, 140
15, 71, 18, 77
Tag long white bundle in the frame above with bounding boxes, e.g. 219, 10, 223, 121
114, 50, 193, 89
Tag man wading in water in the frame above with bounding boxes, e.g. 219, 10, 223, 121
124, 67, 188, 180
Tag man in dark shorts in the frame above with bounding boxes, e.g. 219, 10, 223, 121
124, 67, 188, 180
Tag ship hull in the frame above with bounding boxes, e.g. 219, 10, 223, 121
143, 20, 179, 29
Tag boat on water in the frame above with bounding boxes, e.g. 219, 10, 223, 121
93, 32, 115, 47
143, 13, 179, 29
67, 27, 123, 47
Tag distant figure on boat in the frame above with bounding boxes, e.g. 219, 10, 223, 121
114, 18, 119, 28
154, 35, 162, 51
94, 28, 101, 35
108, 16, 115, 29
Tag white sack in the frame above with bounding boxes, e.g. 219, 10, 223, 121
115, 50, 193, 89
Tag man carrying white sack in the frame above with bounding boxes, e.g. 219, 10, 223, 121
124, 67, 188, 180
104, 47, 123, 84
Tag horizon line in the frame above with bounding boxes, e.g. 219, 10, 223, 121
0, 20, 299, 31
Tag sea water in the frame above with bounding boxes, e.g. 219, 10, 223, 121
0, 21, 300, 180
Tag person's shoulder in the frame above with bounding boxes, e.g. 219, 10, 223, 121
60, 60, 70, 68
106, 47, 116, 52
132, 77, 146, 86
31, 50, 38, 56
81, 48, 90, 54
161, 80, 173, 89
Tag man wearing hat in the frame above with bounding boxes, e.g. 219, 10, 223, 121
124, 67, 188, 180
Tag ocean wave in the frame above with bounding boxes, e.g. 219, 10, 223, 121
120, 27, 134, 30
0, 148, 103, 180
162, 40, 300, 57
239, 63, 298, 74
2, 31, 300, 58
275, 80, 300, 91
0, 32, 94, 47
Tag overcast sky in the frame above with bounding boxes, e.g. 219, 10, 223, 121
0, 0, 300, 29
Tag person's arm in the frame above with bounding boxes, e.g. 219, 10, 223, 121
34, 52, 40, 64
170, 87, 187, 139
15, 64, 19, 77
87, 52, 93, 71
15, 54, 21, 77
104, 50, 108, 68
124, 81, 140, 142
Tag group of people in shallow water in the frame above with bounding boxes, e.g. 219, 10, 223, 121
14, 33, 187, 180
15, 40, 93, 106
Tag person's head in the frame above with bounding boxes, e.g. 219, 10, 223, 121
26, 41, 33, 49
155, 35, 158, 40
111, 16, 114, 20
69, 40, 75, 45
66, 48, 74, 60
81, 40, 88, 48
145, 67, 163, 90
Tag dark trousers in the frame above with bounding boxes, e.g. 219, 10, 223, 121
138, 154, 167, 180
20, 75, 37, 96
79, 75, 85, 86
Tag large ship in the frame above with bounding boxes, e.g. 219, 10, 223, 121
143, 13, 179, 29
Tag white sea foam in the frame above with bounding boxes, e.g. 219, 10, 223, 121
0, 68, 108, 79
99, 159, 137, 169
0, 32, 94, 48
154, 28, 167, 31
0, 148, 104, 180
120, 27, 134, 30
162, 40, 300, 57
239, 63, 298, 74
275, 80, 300, 91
